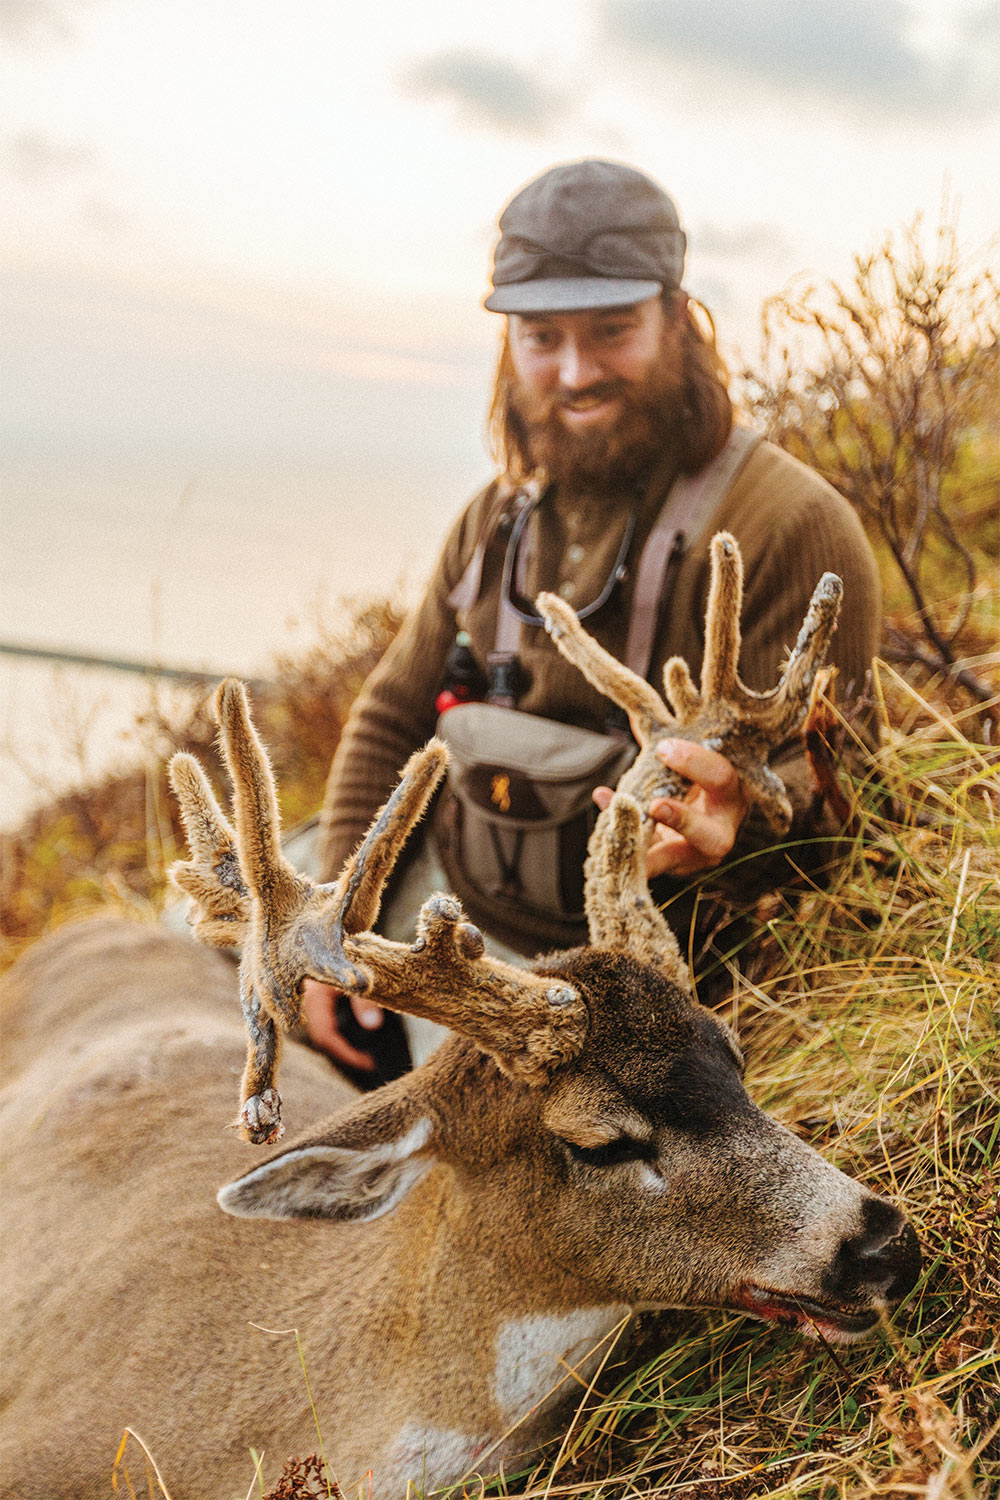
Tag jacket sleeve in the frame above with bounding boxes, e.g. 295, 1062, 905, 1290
315, 485, 496, 884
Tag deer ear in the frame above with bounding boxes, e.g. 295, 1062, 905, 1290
217, 1093, 436, 1224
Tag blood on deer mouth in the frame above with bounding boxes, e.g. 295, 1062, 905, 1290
732, 1284, 881, 1343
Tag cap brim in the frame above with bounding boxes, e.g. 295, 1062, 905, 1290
484, 276, 663, 314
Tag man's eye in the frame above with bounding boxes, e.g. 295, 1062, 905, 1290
565, 1137, 646, 1168
596, 321, 632, 340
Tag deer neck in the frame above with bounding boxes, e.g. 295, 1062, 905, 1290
317, 1164, 630, 1492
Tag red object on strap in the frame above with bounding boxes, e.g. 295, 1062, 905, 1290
435, 688, 470, 716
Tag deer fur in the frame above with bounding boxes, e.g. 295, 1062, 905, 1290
0, 537, 919, 1500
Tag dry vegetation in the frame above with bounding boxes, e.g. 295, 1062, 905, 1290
457, 674, 998, 1500
4, 222, 999, 1499
739, 217, 998, 720
0, 599, 405, 967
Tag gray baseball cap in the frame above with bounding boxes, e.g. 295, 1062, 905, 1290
484, 160, 686, 315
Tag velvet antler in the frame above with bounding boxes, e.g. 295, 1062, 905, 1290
537, 532, 843, 971
169, 683, 588, 1143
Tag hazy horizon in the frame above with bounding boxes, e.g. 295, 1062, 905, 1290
3, 0, 997, 826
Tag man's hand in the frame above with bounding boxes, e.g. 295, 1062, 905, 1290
300, 978, 384, 1074
594, 739, 748, 879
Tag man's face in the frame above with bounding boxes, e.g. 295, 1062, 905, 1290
509, 297, 669, 428
505, 295, 687, 489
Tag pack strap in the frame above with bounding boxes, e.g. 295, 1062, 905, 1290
624, 424, 761, 679
447, 480, 540, 614
446, 424, 761, 690
494, 503, 533, 655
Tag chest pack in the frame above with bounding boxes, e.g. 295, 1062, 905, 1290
433, 427, 760, 936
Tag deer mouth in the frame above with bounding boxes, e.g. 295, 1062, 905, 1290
733, 1284, 880, 1343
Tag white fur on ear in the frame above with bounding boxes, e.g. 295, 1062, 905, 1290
218, 1117, 434, 1223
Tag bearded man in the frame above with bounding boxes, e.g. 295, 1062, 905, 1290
304, 160, 881, 1077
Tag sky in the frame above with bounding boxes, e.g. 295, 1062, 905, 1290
1, 0, 999, 821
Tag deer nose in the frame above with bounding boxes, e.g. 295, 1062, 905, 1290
823, 1197, 922, 1306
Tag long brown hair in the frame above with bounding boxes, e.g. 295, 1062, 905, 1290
488, 293, 733, 483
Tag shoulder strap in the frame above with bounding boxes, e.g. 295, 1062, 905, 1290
445, 479, 539, 708
624, 425, 761, 679
493, 501, 536, 656
446, 481, 537, 614
446, 428, 761, 692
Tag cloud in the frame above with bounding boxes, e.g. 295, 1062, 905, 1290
598, 0, 1000, 117
692, 221, 793, 261
0, 0, 79, 45
399, 49, 572, 137
4, 129, 98, 181
3, 131, 129, 235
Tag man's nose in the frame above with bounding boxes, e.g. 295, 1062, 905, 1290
558, 339, 602, 390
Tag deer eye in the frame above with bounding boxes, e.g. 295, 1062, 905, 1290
564, 1137, 647, 1169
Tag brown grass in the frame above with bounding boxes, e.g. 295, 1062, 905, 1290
0, 598, 403, 969
4, 607, 997, 1500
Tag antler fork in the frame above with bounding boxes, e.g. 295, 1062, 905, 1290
537, 532, 843, 969
169, 683, 588, 1143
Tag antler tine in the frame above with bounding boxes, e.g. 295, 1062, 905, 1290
767, 572, 844, 729
537, 591, 666, 744
167, 752, 249, 948
214, 678, 369, 1003
699, 533, 744, 701
662, 656, 701, 724
291, 742, 448, 992
172, 681, 350, 1145
169, 749, 238, 867
237, 979, 283, 1146
344, 899, 589, 1086
330, 741, 449, 937
583, 794, 690, 990
215, 679, 300, 911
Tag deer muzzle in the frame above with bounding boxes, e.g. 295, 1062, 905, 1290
733, 1192, 921, 1343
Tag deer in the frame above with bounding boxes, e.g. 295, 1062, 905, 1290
0, 535, 920, 1500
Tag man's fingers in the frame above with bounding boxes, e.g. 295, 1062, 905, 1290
645, 823, 689, 878
655, 737, 740, 796
597, 745, 745, 878
301, 979, 377, 1073
350, 995, 385, 1031
322, 1028, 378, 1074
648, 798, 736, 863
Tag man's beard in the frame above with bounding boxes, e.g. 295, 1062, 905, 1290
508, 360, 685, 492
